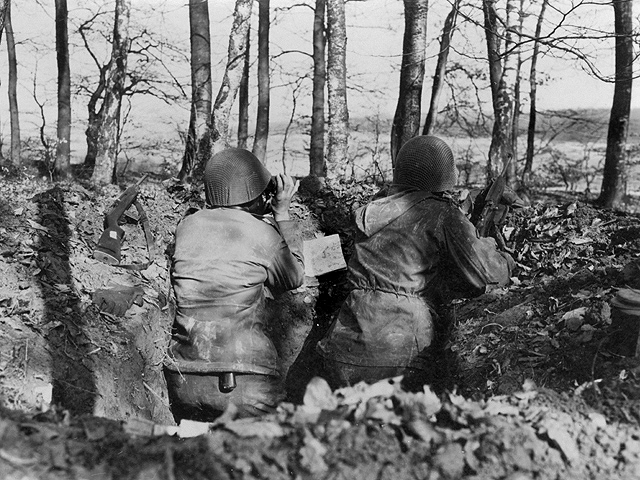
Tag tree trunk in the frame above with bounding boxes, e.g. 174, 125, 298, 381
89, 0, 132, 185
0, 0, 8, 44
597, 0, 634, 208
391, 0, 428, 165
252, 0, 270, 163
485, 0, 517, 181
55, 0, 71, 179
423, 0, 458, 136
237, 29, 250, 149
309, 0, 326, 178
523, 0, 548, 182
483, 0, 501, 115
210, 0, 253, 155
325, 0, 349, 175
510, 0, 524, 178
5, 0, 19, 166
178, 0, 213, 182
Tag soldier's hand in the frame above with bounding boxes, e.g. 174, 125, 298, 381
271, 174, 299, 222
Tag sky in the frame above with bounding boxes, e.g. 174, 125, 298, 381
0, 0, 637, 165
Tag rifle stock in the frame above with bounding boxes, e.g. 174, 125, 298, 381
470, 156, 512, 239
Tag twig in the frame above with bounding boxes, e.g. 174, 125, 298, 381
143, 381, 169, 406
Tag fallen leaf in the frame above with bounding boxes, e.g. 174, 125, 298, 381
337, 377, 397, 406
433, 443, 465, 479
299, 430, 328, 474
303, 376, 338, 412
538, 419, 580, 464
26, 219, 49, 233
562, 307, 587, 331
569, 237, 591, 245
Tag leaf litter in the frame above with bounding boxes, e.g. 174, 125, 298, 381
0, 176, 640, 479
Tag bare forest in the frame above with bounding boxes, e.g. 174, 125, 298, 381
1, 1, 640, 479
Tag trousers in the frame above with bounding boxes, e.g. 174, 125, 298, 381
165, 369, 284, 422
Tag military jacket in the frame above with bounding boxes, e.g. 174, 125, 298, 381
317, 187, 513, 369
167, 208, 304, 376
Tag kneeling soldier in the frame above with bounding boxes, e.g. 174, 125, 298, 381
165, 148, 304, 421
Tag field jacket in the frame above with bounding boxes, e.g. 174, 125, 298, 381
166, 208, 305, 376
317, 186, 513, 369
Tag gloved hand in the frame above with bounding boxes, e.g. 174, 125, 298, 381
92, 285, 145, 316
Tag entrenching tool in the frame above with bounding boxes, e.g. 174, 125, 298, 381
93, 174, 154, 270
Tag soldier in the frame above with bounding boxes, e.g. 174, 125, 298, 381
316, 135, 515, 389
164, 148, 304, 421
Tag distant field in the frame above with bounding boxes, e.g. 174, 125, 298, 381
253, 108, 640, 191
29, 106, 636, 197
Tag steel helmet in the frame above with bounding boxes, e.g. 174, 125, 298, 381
393, 135, 457, 192
204, 148, 272, 207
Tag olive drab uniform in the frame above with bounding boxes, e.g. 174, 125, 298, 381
167, 208, 304, 376
316, 186, 513, 372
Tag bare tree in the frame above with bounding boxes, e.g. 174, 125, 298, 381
391, 0, 429, 164
484, 0, 519, 182
309, 0, 326, 179
78, 4, 187, 180
179, 0, 212, 181
5, 0, 19, 166
423, 0, 459, 136
88, 0, 132, 185
597, 0, 634, 208
252, 0, 270, 162
55, 0, 71, 179
523, 0, 548, 183
210, 0, 254, 154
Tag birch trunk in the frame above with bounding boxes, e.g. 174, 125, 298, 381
485, 0, 517, 180
326, 0, 349, 175
391, 0, 428, 164
210, 0, 253, 155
